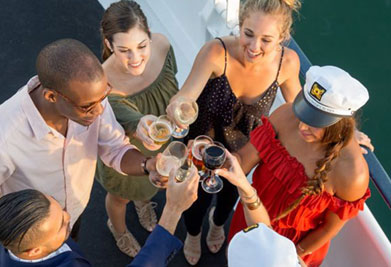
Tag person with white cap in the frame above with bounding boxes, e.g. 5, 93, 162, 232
217, 65, 371, 267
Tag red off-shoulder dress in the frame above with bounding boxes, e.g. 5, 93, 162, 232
227, 117, 370, 267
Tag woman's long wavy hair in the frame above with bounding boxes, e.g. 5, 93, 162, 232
273, 117, 356, 221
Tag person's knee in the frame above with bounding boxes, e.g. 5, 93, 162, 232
107, 193, 130, 206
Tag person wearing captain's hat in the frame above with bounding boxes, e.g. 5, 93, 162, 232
216, 65, 371, 267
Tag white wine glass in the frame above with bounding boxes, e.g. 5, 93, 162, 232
172, 98, 198, 139
153, 141, 188, 188
148, 115, 174, 146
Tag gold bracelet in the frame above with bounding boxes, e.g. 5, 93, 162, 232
241, 196, 261, 210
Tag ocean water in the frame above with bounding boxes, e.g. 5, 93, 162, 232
293, 0, 391, 239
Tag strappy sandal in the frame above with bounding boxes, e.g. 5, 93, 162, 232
184, 232, 202, 266
134, 200, 157, 232
206, 207, 225, 254
107, 219, 141, 258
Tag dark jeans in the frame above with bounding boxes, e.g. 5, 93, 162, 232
70, 215, 82, 242
184, 178, 239, 235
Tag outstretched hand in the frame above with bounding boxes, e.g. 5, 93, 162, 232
215, 150, 248, 189
165, 166, 200, 213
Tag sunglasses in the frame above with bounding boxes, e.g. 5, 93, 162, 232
50, 84, 112, 114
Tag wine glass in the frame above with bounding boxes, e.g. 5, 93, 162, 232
190, 135, 213, 180
174, 158, 197, 183
152, 141, 188, 188
148, 115, 174, 146
172, 98, 198, 139
201, 142, 226, 193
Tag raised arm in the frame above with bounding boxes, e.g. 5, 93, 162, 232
166, 40, 225, 120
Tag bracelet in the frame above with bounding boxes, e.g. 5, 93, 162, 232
297, 244, 312, 255
297, 244, 305, 253
241, 196, 261, 210
141, 157, 151, 175
240, 187, 257, 200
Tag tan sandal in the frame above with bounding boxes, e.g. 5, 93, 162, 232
206, 207, 225, 254
134, 200, 157, 232
184, 232, 202, 266
107, 219, 141, 258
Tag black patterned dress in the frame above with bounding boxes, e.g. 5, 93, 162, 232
184, 38, 285, 235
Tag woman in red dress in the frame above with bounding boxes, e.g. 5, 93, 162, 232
218, 65, 371, 267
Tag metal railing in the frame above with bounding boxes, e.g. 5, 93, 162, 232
287, 38, 391, 209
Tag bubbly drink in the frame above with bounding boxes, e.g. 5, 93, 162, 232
156, 155, 181, 177
148, 121, 172, 145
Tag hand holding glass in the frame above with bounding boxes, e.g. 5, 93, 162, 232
155, 141, 188, 178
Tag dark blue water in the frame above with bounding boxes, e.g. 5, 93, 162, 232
294, 0, 391, 239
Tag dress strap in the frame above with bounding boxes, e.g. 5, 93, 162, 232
275, 46, 285, 82
215, 37, 227, 75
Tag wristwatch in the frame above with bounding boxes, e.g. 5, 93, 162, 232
141, 157, 151, 175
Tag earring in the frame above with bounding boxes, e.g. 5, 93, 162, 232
110, 48, 113, 53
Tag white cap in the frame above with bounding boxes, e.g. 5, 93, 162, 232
293, 65, 369, 128
228, 223, 301, 267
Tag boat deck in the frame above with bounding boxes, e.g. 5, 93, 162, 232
1, 0, 228, 265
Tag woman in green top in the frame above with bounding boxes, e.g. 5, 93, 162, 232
96, 0, 178, 257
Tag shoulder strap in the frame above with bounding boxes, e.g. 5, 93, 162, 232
275, 46, 285, 81
215, 37, 227, 75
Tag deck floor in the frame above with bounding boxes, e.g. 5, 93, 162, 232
0, 0, 229, 266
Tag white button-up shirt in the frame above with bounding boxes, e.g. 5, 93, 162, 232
0, 76, 136, 226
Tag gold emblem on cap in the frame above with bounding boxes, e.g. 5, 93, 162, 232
243, 224, 259, 233
310, 82, 326, 101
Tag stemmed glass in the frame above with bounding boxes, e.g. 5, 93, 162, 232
148, 115, 174, 146
174, 158, 197, 183
190, 135, 213, 180
201, 141, 226, 194
172, 97, 198, 139
152, 141, 188, 188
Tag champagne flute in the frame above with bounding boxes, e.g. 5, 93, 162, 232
172, 98, 198, 139
174, 158, 197, 183
148, 115, 174, 146
153, 141, 188, 188
190, 135, 213, 180
201, 142, 226, 193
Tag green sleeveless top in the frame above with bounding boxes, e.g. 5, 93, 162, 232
96, 46, 179, 200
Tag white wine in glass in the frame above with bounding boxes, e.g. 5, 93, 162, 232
156, 155, 182, 177
148, 115, 173, 145
172, 98, 198, 139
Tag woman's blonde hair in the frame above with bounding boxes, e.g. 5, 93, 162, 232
239, 0, 301, 42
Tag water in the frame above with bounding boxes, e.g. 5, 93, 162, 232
293, 0, 391, 239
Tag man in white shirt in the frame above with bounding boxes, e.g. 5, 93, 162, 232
0, 39, 157, 239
